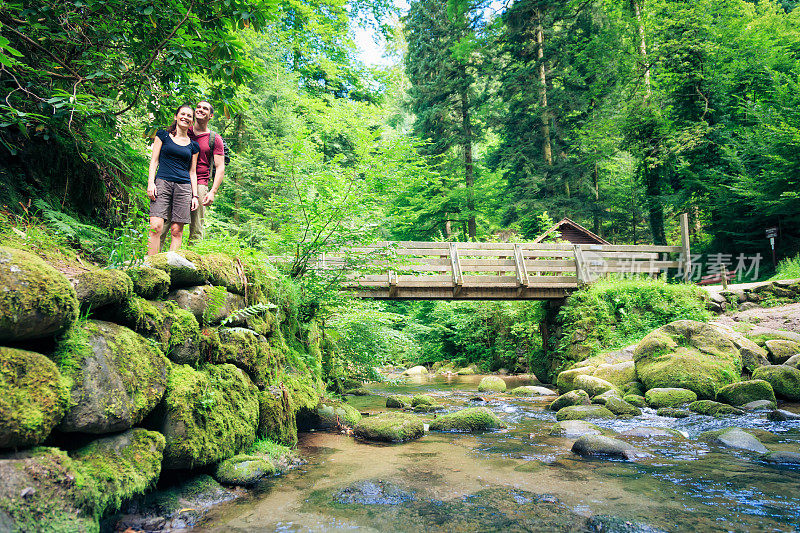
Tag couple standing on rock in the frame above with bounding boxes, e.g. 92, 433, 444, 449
146, 101, 226, 255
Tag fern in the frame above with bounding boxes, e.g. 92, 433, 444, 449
33, 199, 109, 251
221, 303, 277, 327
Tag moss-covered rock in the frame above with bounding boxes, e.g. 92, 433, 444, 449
257, 386, 297, 446
124, 266, 171, 300
110, 296, 163, 337
429, 407, 506, 432
354, 412, 424, 443
765, 339, 800, 365
620, 381, 645, 396
572, 375, 617, 398
644, 387, 697, 408
456, 364, 478, 375
741, 399, 777, 410
688, 400, 744, 416
401, 365, 428, 376
656, 407, 691, 418
716, 380, 776, 406
0, 246, 79, 341
601, 397, 642, 417
71, 268, 132, 312
207, 327, 277, 388
623, 394, 646, 408
699, 427, 768, 453
785, 354, 800, 368
549, 390, 591, 411
555, 405, 616, 421
145, 251, 209, 288
556, 367, 595, 393
166, 285, 247, 326
198, 253, 248, 295
634, 320, 743, 399
300, 398, 362, 429
751, 365, 800, 400
709, 323, 770, 374
592, 361, 636, 387
71, 428, 165, 516
590, 389, 622, 405
411, 394, 437, 407
509, 385, 557, 396
0, 447, 97, 532
53, 320, 169, 434
477, 375, 507, 392
156, 363, 259, 469
386, 394, 412, 408
549, 420, 603, 438
0, 347, 69, 449
153, 301, 201, 364
214, 454, 274, 486
345, 387, 371, 396
571, 435, 648, 461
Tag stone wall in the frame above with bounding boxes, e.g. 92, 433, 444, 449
0, 247, 324, 531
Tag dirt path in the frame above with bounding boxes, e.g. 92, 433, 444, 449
713, 302, 800, 335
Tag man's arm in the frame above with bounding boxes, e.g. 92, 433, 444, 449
203, 154, 225, 206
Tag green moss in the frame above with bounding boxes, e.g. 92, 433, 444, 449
477, 376, 507, 392
354, 412, 424, 443
429, 407, 506, 432
716, 380, 776, 406
116, 296, 164, 335
158, 363, 260, 469
147, 251, 209, 287
549, 390, 590, 411
386, 395, 412, 408
572, 375, 617, 397
411, 394, 437, 407
656, 407, 691, 418
71, 429, 165, 516
555, 405, 615, 421
0, 246, 79, 341
199, 253, 246, 295
601, 397, 642, 417
752, 365, 800, 400
214, 454, 274, 486
158, 301, 201, 364
313, 398, 362, 428
72, 268, 132, 311
258, 387, 298, 446
688, 400, 744, 417
0, 347, 70, 449
644, 388, 697, 408
623, 394, 646, 407
208, 327, 275, 388
556, 367, 595, 393
124, 266, 170, 299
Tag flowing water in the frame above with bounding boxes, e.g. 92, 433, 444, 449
198, 375, 800, 532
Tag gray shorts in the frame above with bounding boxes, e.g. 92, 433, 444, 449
150, 178, 192, 224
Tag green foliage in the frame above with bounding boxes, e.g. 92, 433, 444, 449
771, 254, 800, 280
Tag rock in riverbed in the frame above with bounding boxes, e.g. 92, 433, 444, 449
571, 435, 650, 460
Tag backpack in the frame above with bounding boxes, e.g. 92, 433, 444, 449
207, 131, 230, 177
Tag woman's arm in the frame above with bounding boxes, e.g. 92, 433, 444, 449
147, 137, 163, 201
190, 152, 199, 211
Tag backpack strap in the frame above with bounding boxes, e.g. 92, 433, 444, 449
208, 130, 216, 155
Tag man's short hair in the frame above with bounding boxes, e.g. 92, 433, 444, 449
197, 100, 214, 116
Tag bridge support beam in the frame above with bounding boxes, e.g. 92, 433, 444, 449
540, 298, 565, 378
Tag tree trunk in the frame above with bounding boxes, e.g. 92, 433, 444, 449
234, 114, 244, 224
535, 8, 553, 167
644, 166, 666, 245
631, 0, 651, 99
593, 161, 600, 234
461, 89, 476, 240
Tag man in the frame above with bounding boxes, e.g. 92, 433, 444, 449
160, 100, 225, 248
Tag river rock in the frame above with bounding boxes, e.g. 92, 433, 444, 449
621, 427, 685, 439
700, 427, 768, 453
429, 407, 506, 432
166, 285, 247, 325
201, 253, 248, 295
740, 399, 776, 410
401, 365, 428, 376
0, 246, 79, 341
258, 387, 297, 446
71, 268, 133, 313
214, 454, 274, 486
634, 320, 743, 399
316, 399, 362, 428
549, 420, 603, 438
71, 428, 166, 515
709, 323, 770, 374
411, 394, 437, 407
592, 361, 636, 387
354, 412, 424, 443
124, 265, 171, 299
386, 394, 412, 408
53, 320, 169, 434
208, 327, 276, 388
645, 387, 697, 408
767, 409, 800, 421
556, 405, 615, 421
456, 364, 478, 375
765, 339, 800, 364
0, 347, 69, 449
556, 367, 595, 393
592, 389, 622, 405
509, 385, 556, 396
549, 390, 590, 411
573, 375, 617, 397
716, 380, 776, 406
477, 375, 507, 392
623, 394, 646, 407
602, 397, 642, 417
784, 354, 800, 368
571, 435, 649, 460
146, 251, 209, 288
656, 407, 691, 418
334, 479, 415, 505
621, 381, 645, 396
763, 451, 800, 465
688, 400, 744, 417
156, 364, 259, 469
752, 365, 800, 400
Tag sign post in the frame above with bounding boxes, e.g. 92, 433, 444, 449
766, 227, 778, 268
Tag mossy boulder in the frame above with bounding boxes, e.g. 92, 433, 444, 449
0, 347, 69, 448
716, 380, 776, 406
633, 320, 743, 399
623, 394, 646, 408
555, 405, 616, 421
156, 364, 259, 469
153, 301, 201, 364
509, 386, 557, 396
110, 296, 163, 337
300, 398, 362, 429
620, 381, 645, 396
477, 375, 507, 392
456, 364, 478, 375
428, 407, 506, 432
590, 389, 622, 405
53, 320, 169, 434
354, 412, 424, 443
699, 427, 769, 453
401, 365, 428, 376
741, 399, 777, 410
199, 253, 247, 295
785, 354, 800, 368
709, 323, 770, 374
0, 447, 97, 532
656, 407, 691, 418
549, 420, 603, 438
592, 361, 636, 387
644, 388, 697, 408
166, 285, 246, 326
71, 428, 165, 516
601, 397, 642, 417
208, 327, 277, 388
145, 251, 209, 288
386, 395, 412, 408
411, 394, 437, 407
751, 365, 800, 400
214, 454, 274, 486
257, 387, 297, 446
71, 268, 132, 312
0, 246, 78, 341
124, 266, 171, 300
549, 390, 591, 411
571, 435, 648, 461
688, 400, 744, 417
765, 339, 800, 365
556, 367, 595, 393
345, 387, 370, 396
572, 375, 617, 398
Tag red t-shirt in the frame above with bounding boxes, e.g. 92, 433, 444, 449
188, 129, 224, 185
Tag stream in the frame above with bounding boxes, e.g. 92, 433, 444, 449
197, 374, 800, 532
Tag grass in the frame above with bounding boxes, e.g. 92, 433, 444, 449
770, 254, 800, 281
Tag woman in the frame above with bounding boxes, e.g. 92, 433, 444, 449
147, 103, 200, 255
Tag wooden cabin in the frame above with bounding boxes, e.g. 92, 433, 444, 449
533, 217, 610, 245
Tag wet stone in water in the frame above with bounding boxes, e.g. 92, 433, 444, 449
334, 479, 415, 505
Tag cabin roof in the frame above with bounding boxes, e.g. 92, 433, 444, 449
532, 217, 611, 245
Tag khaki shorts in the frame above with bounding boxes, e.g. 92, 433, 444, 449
149, 178, 192, 224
